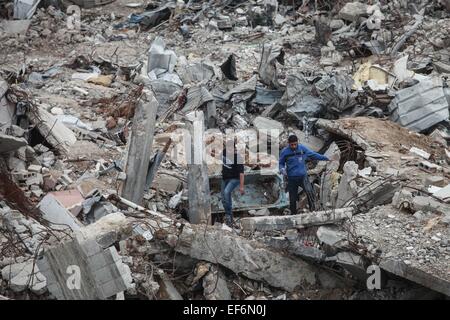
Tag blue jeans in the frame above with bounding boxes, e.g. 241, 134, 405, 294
221, 178, 240, 223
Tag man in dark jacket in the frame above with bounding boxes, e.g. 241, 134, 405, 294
279, 135, 330, 213
221, 142, 245, 227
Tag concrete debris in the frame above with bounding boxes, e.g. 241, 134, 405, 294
240, 208, 354, 232
175, 224, 317, 292
258, 43, 284, 89
37, 213, 132, 300
316, 225, 349, 249
336, 161, 359, 208
1, 0, 450, 301
339, 2, 370, 22
0, 20, 31, 35
0, 133, 27, 154
409, 147, 431, 160
202, 265, 231, 300
1, 260, 46, 294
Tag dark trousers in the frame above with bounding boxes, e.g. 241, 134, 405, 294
287, 175, 316, 213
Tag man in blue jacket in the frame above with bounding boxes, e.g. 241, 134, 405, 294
279, 134, 330, 213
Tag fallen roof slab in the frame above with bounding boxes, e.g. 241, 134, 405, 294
379, 258, 450, 297
174, 224, 319, 292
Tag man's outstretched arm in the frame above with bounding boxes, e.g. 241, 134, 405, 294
303, 145, 329, 161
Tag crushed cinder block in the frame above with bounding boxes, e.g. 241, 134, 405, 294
418, 160, 441, 173
58, 174, 73, 186
25, 173, 43, 187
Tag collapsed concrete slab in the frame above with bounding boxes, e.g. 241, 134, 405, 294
174, 224, 318, 292
28, 107, 77, 154
352, 205, 450, 297
379, 259, 450, 297
240, 208, 354, 232
37, 212, 133, 300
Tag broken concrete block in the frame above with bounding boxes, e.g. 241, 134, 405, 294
7, 156, 27, 172
392, 189, 414, 210
418, 160, 441, 174
156, 270, 183, 300
339, 2, 369, 22
26, 173, 43, 187
0, 133, 28, 154
31, 189, 44, 198
316, 225, 348, 248
202, 266, 231, 300
291, 129, 325, 152
34, 144, 50, 154
412, 196, 444, 213
336, 161, 359, 208
433, 184, 450, 201
248, 208, 270, 216
1, 260, 47, 294
319, 142, 341, 209
217, 19, 233, 30
43, 174, 58, 191
28, 107, 77, 153
409, 147, 430, 159
27, 164, 42, 173
59, 174, 73, 185
0, 20, 31, 35
38, 194, 83, 232
153, 174, 181, 193
50, 189, 84, 210
37, 213, 132, 300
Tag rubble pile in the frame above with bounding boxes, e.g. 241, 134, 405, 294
0, 0, 449, 300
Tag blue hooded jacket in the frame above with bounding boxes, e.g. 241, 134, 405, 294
279, 144, 329, 177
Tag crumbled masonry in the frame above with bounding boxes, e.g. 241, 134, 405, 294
0, 0, 449, 300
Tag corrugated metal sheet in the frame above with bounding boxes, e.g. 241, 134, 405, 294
389, 77, 449, 132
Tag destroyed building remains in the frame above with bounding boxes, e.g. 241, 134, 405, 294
0, 0, 450, 301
